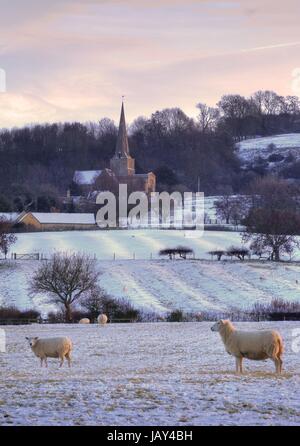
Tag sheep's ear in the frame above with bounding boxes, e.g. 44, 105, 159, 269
34, 337, 39, 340
220, 319, 225, 325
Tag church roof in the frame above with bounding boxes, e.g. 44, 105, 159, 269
114, 102, 131, 159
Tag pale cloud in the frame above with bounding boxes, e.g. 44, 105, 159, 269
0, 0, 299, 127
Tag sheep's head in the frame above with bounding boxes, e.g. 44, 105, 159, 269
211, 320, 232, 332
25, 337, 39, 348
211, 320, 226, 332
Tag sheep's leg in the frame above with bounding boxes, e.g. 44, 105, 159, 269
44, 358, 48, 368
235, 357, 243, 374
274, 357, 283, 375
239, 357, 243, 374
66, 352, 72, 368
40, 358, 43, 368
272, 358, 280, 374
59, 357, 64, 368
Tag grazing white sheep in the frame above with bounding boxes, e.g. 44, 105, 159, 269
26, 337, 73, 368
97, 314, 108, 325
211, 320, 283, 374
79, 318, 90, 324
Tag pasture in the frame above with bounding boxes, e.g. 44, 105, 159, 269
0, 322, 299, 426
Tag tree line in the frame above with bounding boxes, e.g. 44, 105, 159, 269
0, 90, 299, 213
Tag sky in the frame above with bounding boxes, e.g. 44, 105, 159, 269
0, 0, 300, 128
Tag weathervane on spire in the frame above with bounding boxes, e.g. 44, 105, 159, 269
122, 95, 125, 103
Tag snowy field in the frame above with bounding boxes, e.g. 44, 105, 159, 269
2, 228, 300, 313
237, 133, 300, 164
2, 259, 300, 314
0, 322, 299, 426
7, 229, 254, 261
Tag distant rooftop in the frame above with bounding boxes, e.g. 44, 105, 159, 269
19, 212, 96, 225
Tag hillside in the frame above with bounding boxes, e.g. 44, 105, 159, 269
10, 229, 243, 260
2, 258, 300, 314
2, 230, 300, 314
236, 133, 300, 170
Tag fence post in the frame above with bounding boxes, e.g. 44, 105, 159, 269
113, 253, 116, 261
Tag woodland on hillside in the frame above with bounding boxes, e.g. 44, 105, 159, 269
0, 90, 300, 213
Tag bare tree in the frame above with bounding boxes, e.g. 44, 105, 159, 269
81, 286, 110, 321
226, 246, 249, 261
208, 250, 226, 261
30, 252, 100, 322
196, 102, 219, 133
215, 195, 247, 225
0, 218, 17, 259
159, 246, 194, 260
243, 177, 300, 261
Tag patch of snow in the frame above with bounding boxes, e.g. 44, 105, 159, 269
237, 133, 300, 165
0, 213, 19, 223
73, 170, 102, 185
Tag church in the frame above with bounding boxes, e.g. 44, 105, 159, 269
73, 102, 156, 196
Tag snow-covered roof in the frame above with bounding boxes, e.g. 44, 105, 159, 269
0, 212, 20, 222
73, 170, 102, 185
20, 213, 96, 225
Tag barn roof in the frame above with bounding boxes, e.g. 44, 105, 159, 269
19, 212, 96, 225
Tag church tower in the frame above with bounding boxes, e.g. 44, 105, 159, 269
110, 102, 135, 177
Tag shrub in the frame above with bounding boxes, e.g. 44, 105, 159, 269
103, 297, 140, 321
226, 246, 249, 261
81, 287, 111, 321
252, 298, 300, 315
0, 306, 40, 321
166, 309, 185, 322
159, 246, 194, 260
47, 311, 66, 324
268, 153, 284, 163
208, 250, 226, 261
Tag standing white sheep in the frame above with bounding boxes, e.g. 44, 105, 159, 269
97, 314, 108, 325
26, 337, 73, 368
211, 320, 284, 374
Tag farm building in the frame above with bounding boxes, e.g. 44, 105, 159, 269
16, 212, 96, 231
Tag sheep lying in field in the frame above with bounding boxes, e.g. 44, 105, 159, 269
79, 318, 90, 324
26, 337, 73, 368
211, 320, 283, 374
97, 314, 108, 325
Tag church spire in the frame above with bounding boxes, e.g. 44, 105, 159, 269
115, 101, 130, 158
